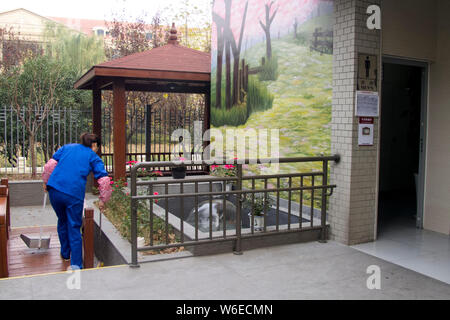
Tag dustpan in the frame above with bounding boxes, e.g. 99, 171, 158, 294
20, 193, 51, 249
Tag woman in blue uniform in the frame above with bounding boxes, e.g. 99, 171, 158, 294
42, 133, 112, 269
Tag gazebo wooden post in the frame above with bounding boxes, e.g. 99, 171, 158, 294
92, 82, 103, 187
203, 89, 211, 166
113, 78, 127, 181
92, 82, 102, 155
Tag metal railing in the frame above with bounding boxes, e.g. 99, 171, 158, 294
0, 103, 206, 176
0, 106, 91, 174
130, 156, 339, 267
101, 101, 206, 175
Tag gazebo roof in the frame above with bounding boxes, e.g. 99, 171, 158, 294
74, 24, 211, 94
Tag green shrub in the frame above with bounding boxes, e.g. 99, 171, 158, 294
258, 56, 279, 81
211, 75, 274, 127
294, 31, 309, 46
246, 76, 274, 116
103, 179, 182, 253
211, 103, 248, 127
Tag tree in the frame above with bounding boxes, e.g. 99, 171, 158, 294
105, 13, 152, 59
214, 0, 249, 106
228, 1, 248, 105
259, 1, 278, 60
165, 0, 212, 52
0, 27, 42, 73
213, 11, 225, 109
43, 22, 106, 78
224, 0, 232, 110
4, 56, 73, 177
294, 18, 298, 39
151, 13, 165, 48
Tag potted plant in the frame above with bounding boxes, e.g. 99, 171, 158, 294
210, 163, 237, 191
172, 155, 187, 179
138, 168, 163, 181
244, 193, 273, 231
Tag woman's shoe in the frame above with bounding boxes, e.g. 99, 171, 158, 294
60, 253, 70, 262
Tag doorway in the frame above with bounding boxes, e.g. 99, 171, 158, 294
378, 57, 428, 234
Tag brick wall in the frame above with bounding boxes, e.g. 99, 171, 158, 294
329, 0, 381, 245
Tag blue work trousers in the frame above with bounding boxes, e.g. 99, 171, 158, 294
48, 187, 84, 269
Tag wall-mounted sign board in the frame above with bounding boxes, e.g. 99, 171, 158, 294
358, 117, 374, 146
355, 91, 379, 117
358, 54, 378, 91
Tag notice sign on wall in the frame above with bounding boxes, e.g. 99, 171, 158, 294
355, 91, 379, 117
358, 117, 374, 146
358, 54, 378, 91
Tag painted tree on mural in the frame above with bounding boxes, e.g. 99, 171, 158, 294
213, 0, 249, 108
213, 4, 225, 109
259, 1, 278, 60
211, 0, 335, 164
229, 1, 248, 105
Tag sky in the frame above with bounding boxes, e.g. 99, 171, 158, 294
0, 0, 212, 24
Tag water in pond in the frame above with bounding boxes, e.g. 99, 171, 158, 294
157, 194, 310, 233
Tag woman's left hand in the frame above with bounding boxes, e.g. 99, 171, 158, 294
98, 200, 105, 212
43, 183, 47, 192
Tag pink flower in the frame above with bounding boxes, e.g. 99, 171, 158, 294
153, 192, 159, 204
224, 165, 235, 170
211, 165, 219, 170
110, 181, 114, 185
126, 193, 130, 196
124, 182, 128, 186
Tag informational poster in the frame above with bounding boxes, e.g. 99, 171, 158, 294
358, 117, 374, 146
355, 91, 379, 117
357, 54, 378, 91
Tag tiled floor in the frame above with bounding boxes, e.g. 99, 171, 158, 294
352, 216, 450, 284
1, 241, 449, 300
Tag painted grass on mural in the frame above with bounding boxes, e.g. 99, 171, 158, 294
215, 36, 332, 157
212, 37, 332, 208
211, 76, 274, 127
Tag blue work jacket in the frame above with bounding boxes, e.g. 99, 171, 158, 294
47, 144, 108, 201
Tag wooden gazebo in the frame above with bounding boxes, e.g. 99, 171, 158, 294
74, 24, 211, 180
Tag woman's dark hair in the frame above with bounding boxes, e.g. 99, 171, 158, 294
80, 133, 101, 148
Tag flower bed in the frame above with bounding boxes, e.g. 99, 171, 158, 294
102, 178, 184, 255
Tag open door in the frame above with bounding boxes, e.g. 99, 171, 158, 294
378, 57, 428, 233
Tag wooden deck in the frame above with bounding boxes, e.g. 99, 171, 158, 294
7, 226, 71, 278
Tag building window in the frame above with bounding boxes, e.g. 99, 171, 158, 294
96, 29, 105, 36
146, 33, 153, 41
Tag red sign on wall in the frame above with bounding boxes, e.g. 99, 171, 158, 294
358, 117, 374, 146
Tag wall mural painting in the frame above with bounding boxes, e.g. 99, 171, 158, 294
211, 0, 334, 177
